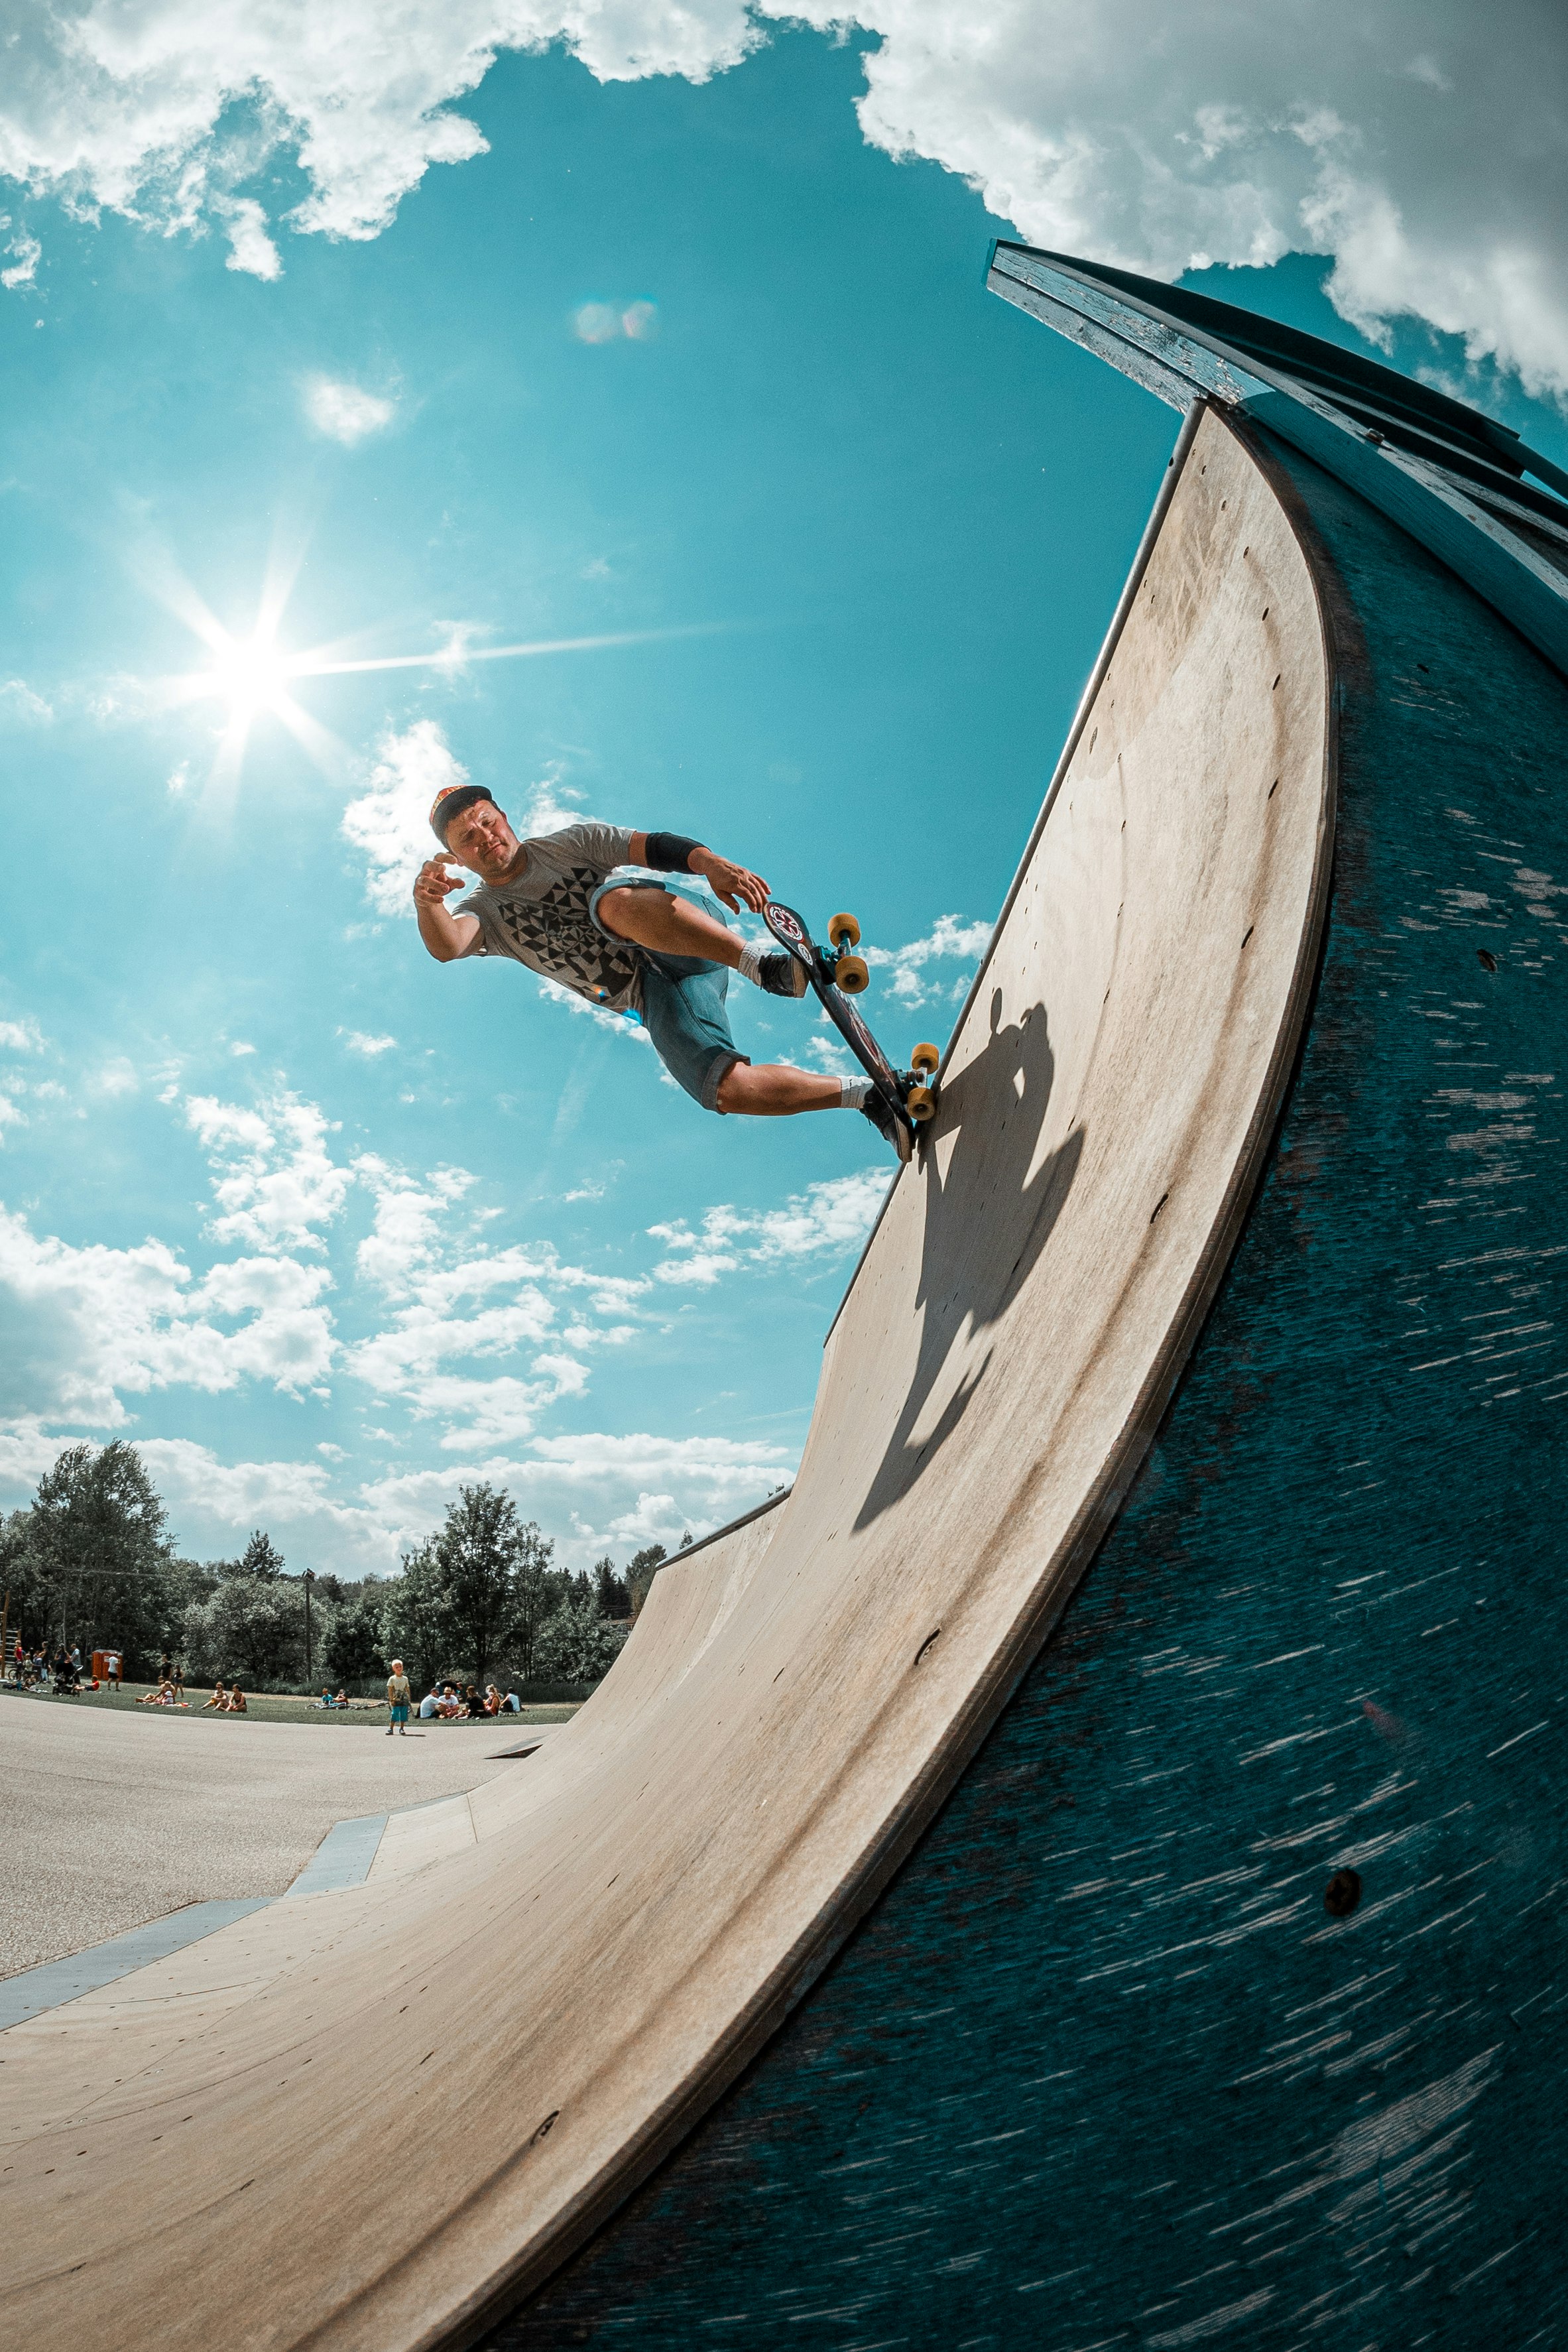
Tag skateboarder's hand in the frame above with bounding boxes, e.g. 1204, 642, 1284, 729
412, 857, 463, 908
694, 848, 769, 913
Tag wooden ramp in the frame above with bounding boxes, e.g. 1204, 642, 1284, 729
0, 404, 1337, 2349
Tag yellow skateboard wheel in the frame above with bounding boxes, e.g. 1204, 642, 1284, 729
906, 1083, 937, 1123
827, 912, 861, 950
834, 953, 870, 995
910, 1041, 940, 1076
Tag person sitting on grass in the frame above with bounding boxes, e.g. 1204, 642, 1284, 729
203, 1680, 227, 1709
334, 1688, 349, 1709
438, 1683, 463, 1719
418, 1686, 441, 1719
138, 1679, 174, 1707
314, 1686, 335, 1709
225, 1685, 248, 1713
482, 1684, 502, 1716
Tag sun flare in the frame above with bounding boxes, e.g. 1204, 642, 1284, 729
208, 631, 294, 718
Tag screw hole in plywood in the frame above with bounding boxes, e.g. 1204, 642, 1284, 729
915, 1628, 941, 1666
1324, 1869, 1362, 1918
1478, 950, 1499, 973
1150, 1192, 1170, 1225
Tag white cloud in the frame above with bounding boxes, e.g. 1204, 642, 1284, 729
136, 1437, 341, 1527
0, 4, 753, 282
0, 677, 52, 723
1, 227, 40, 290
305, 376, 396, 443
346, 1154, 649, 1444
219, 194, 280, 279
343, 1030, 398, 1056
339, 717, 468, 915
185, 1089, 353, 1252
1, 6, 1565, 396
791, 0, 1568, 402
866, 913, 991, 1008
649, 1165, 889, 1286
0, 1017, 44, 1052
0, 1206, 336, 1424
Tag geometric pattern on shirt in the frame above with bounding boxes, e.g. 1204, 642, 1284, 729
495, 865, 640, 1003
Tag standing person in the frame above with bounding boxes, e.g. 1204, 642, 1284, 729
412, 794, 909, 1156
386, 1658, 412, 1737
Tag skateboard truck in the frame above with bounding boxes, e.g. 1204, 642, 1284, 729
763, 901, 942, 1144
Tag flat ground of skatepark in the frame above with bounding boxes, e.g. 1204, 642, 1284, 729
0, 1692, 550, 1978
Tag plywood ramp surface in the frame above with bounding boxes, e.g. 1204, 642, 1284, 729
0, 408, 1335, 2349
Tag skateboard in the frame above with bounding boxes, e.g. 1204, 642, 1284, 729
762, 900, 940, 1159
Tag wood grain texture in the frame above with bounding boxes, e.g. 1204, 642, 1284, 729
0, 407, 1335, 2350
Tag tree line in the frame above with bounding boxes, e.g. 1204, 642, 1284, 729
0, 1441, 684, 1692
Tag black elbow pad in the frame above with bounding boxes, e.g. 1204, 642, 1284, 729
644, 832, 701, 873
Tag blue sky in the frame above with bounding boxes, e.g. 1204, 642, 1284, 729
2, 18, 1565, 1576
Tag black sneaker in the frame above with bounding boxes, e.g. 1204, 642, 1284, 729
758, 952, 808, 999
861, 1089, 912, 1164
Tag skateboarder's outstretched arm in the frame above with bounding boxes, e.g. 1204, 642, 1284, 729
413, 826, 770, 963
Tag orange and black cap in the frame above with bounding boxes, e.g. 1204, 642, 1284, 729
429, 782, 496, 847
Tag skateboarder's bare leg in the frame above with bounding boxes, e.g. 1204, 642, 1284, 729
597, 885, 743, 969
715, 1062, 844, 1116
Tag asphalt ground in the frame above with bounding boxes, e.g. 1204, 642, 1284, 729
0, 1691, 537, 1979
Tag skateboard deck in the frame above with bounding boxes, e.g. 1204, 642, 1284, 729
762, 900, 935, 1158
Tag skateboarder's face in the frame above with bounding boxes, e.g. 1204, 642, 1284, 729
446, 798, 520, 877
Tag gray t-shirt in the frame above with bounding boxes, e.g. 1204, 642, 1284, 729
455, 822, 642, 1011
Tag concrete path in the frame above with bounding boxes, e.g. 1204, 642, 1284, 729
0, 1696, 514, 1978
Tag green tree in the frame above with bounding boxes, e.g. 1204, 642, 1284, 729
182, 1570, 304, 1688
29, 1442, 176, 1676
324, 1591, 388, 1688
593, 1556, 630, 1618
536, 1586, 627, 1684
379, 1543, 452, 1695
241, 1529, 284, 1579
436, 1483, 530, 1687
511, 1520, 563, 1681
627, 1542, 668, 1617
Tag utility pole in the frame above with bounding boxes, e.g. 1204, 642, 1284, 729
303, 1568, 316, 1688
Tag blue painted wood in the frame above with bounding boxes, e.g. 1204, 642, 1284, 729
0, 1899, 276, 2032
486, 434, 1568, 2347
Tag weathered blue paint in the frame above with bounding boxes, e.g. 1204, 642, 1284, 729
487, 402, 1568, 2348
0, 1898, 275, 2032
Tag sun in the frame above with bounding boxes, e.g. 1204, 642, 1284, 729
208, 630, 294, 718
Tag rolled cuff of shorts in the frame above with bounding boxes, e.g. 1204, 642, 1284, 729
702, 1050, 749, 1113
588, 874, 667, 940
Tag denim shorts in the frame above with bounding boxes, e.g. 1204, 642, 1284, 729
588, 877, 748, 1113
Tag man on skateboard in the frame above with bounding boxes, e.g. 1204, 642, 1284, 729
412, 786, 908, 1155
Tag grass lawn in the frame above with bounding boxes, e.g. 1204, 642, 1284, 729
0, 1680, 578, 1727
